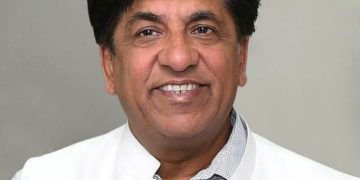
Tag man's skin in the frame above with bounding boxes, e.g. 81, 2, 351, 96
100, 0, 249, 178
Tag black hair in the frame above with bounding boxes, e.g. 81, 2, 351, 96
87, 0, 260, 50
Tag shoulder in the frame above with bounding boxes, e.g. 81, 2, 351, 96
251, 133, 359, 180
18, 125, 126, 180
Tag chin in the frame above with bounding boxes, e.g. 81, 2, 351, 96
151, 117, 208, 139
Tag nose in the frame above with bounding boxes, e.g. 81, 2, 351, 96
158, 33, 199, 72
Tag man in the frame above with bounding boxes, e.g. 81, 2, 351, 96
12, 0, 359, 179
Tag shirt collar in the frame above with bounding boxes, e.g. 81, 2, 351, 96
117, 109, 255, 180
231, 113, 256, 179
191, 109, 248, 180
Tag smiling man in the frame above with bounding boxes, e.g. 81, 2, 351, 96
12, 0, 359, 180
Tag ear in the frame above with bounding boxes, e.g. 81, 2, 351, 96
99, 46, 116, 95
238, 37, 249, 87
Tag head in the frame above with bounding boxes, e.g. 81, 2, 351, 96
87, 0, 259, 146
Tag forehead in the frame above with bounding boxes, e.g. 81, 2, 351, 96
123, 0, 230, 21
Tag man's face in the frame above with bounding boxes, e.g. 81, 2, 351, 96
101, 0, 248, 139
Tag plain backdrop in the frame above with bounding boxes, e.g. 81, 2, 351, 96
0, 0, 359, 179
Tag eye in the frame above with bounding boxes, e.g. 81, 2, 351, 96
132, 26, 163, 47
189, 25, 220, 44
136, 28, 160, 37
192, 26, 216, 35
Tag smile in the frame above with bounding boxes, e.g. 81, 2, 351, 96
159, 84, 200, 94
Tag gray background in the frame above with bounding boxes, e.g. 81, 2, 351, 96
0, 0, 359, 179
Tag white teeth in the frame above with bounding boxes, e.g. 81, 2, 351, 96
187, 84, 193, 91
160, 84, 200, 93
180, 84, 187, 91
173, 85, 180, 91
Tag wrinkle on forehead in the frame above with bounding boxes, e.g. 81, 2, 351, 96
125, 0, 228, 22
126, 10, 224, 27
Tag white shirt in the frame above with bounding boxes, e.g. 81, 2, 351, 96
13, 112, 359, 180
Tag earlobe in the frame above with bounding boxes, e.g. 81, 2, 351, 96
100, 46, 116, 95
238, 37, 249, 87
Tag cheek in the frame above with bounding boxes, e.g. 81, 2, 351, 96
113, 52, 153, 110
120, 48, 154, 77
200, 46, 240, 83
115, 48, 159, 99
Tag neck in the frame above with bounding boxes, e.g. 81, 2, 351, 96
155, 119, 232, 179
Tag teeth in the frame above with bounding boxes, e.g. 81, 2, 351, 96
180, 84, 187, 91
160, 84, 199, 93
187, 84, 193, 91
173, 85, 180, 91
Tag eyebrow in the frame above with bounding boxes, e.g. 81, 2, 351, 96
187, 11, 222, 24
128, 12, 165, 25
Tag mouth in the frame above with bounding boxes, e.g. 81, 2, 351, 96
159, 83, 201, 94
153, 80, 208, 102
